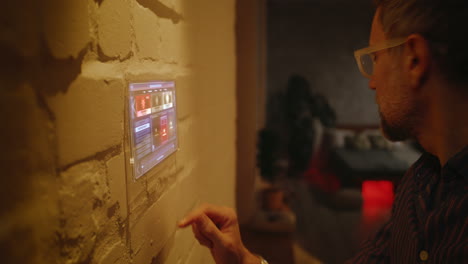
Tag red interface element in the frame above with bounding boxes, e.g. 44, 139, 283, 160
129, 81, 178, 179
135, 95, 152, 117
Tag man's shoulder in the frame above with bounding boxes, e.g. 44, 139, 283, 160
446, 146, 468, 183
403, 152, 433, 179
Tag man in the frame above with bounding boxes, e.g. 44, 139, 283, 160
179, 0, 468, 263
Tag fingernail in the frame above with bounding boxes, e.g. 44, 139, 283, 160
177, 219, 186, 227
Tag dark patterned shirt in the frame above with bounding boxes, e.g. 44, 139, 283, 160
346, 147, 468, 263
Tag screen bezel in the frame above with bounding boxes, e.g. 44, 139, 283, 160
125, 80, 179, 180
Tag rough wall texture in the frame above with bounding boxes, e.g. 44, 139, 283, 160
0, 0, 236, 263
267, 2, 379, 126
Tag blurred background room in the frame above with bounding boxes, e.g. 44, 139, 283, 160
242, 1, 421, 264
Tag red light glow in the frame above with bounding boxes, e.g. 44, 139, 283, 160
360, 180, 394, 236
362, 180, 394, 208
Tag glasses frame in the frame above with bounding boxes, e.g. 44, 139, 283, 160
354, 38, 407, 78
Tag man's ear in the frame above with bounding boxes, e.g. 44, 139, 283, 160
404, 34, 431, 88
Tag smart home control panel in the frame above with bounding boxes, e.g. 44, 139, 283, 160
128, 81, 178, 179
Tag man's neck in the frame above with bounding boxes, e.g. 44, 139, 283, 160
417, 83, 468, 166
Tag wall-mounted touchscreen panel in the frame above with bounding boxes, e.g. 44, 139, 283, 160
129, 81, 178, 179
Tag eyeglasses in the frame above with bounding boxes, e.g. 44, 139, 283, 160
354, 38, 407, 78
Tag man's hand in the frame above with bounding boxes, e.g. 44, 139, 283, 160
178, 204, 261, 264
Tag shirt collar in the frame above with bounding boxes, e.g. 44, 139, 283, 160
443, 145, 468, 183
413, 146, 468, 183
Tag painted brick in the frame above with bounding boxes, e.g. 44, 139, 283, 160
185, 245, 215, 264
94, 240, 129, 264
174, 170, 200, 222
98, 0, 132, 59
152, 227, 196, 263
170, 228, 197, 262
134, 3, 161, 60
58, 161, 109, 263
81, 60, 124, 80
48, 77, 124, 167
130, 172, 200, 264
130, 188, 178, 264
106, 152, 128, 219
174, 74, 194, 120
159, 19, 190, 64
156, 19, 177, 63
2, 0, 238, 263
127, 154, 177, 221
92, 221, 130, 264
125, 173, 148, 215
175, 119, 196, 170
125, 61, 180, 80
126, 151, 175, 197
43, 0, 90, 59
145, 157, 177, 203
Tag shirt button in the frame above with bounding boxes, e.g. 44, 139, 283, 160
419, 250, 429, 261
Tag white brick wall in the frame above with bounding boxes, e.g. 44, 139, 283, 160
107, 153, 128, 219
98, 0, 132, 59
48, 78, 125, 167
0, 0, 236, 263
134, 4, 161, 60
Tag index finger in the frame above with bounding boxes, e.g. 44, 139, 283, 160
178, 204, 233, 228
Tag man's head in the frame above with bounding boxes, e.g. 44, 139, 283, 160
374, 0, 468, 84
363, 0, 468, 141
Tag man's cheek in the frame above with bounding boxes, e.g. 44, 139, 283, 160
375, 88, 385, 107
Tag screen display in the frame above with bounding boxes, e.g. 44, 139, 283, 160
129, 81, 178, 179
